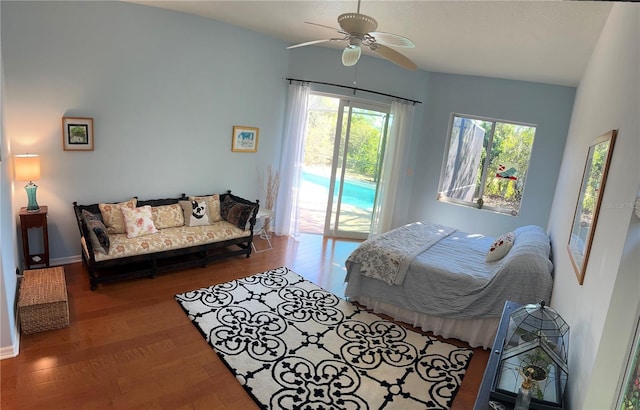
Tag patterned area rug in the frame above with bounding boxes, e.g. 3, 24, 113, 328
176, 266, 473, 409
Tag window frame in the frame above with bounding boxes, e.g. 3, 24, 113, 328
436, 113, 537, 216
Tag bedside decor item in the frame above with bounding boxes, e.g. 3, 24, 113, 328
490, 301, 569, 409
176, 266, 473, 409
568, 129, 617, 285
62, 116, 94, 151
514, 367, 534, 410
231, 126, 259, 152
14, 154, 41, 211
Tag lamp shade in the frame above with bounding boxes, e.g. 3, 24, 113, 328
14, 154, 41, 182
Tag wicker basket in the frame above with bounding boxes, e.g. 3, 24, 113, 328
18, 267, 69, 334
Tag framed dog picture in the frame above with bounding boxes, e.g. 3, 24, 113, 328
62, 117, 94, 151
232, 126, 259, 153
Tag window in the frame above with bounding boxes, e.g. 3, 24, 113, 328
437, 114, 536, 216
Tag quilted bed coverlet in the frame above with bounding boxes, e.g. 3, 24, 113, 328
345, 224, 554, 319
346, 222, 456, 285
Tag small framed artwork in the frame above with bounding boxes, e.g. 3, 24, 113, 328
232, 126, 259, 153
62, 117, 94, 151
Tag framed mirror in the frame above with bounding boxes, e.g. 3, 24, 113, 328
568, 129, 617, 285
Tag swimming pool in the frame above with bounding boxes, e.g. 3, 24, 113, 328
302, 171, 376, 210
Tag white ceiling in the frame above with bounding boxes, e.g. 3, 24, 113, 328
126, 1, 613, 87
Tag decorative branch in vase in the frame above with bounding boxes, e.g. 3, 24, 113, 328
259, 164, 279, 233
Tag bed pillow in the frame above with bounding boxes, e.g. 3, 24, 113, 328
121, 205, 158, 239
81, 210, 110, 254
486, 231, 515, 262
188, 194, 222, 222
151, 203, 184, 229
99, 198, 137, 234
220, 196, 256, 230
179, 200, 211, 226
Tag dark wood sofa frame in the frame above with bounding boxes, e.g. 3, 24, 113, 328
73, 191, 259, 290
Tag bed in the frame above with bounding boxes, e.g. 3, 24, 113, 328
344, 222, 554, 349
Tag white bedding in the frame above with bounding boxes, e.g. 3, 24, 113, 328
345, 224, 554, 348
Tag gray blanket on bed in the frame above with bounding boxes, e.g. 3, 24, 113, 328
345, 224, 554, 319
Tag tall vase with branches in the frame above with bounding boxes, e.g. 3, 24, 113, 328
259, 165, 279, 234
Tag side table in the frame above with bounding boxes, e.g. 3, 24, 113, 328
19, 206, 50, 269
474, 301, 521, 410
252, 209, 274, 253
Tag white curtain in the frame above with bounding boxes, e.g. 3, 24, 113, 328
274, 82, 310, 238
369, 99, 415, 236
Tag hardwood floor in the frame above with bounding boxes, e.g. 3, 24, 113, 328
1, 234, 488, 409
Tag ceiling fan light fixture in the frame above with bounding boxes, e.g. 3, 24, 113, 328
342, 44, 361, 66
290, 0, 417, 71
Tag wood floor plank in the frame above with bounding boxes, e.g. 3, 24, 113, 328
1, 234, 487, 409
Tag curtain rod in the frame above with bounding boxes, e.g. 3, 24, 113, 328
285, 77, 422, 105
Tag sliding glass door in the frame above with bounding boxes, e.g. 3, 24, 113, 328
300, 94, 389, 239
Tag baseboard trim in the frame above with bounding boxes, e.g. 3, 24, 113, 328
51, 255, 82, 266
0, 326, 20, 360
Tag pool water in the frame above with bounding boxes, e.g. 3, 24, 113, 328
302, 171, 376, 210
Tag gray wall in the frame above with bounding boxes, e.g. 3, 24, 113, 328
547, 4, 640, 408
2, 1, 289, 263
410, 72, 575, 237
1, 1, 20, 357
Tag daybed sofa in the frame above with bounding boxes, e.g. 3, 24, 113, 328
73, 191, 259, 290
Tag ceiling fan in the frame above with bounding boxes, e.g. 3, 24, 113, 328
286, 0, 417, 71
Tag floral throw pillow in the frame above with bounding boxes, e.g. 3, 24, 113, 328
486, 231, 516, 262
179, 200, 211, 226
120, 205, 158, 239
81, 210, 110, 254
220, 196, 256, 230
151, 203, 184, 229
99, 198, 137, 234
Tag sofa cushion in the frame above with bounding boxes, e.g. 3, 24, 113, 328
81, 210, 110, 254
92, 221, 250, 262
180, 200, 210, 226
121, 205, 158, 239
99, 198, 137, 234
220, 195, 256, 230
189, 194, 222, 222
151, 203, 184, 229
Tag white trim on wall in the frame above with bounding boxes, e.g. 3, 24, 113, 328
0, 326, 19, 359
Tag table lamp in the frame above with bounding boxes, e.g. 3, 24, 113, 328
14, 154, 41, 212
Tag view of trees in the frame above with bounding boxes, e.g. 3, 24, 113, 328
474, 120, 536, 212
303, 95, 386, 182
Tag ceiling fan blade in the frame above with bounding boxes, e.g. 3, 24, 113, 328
369, 31, 415, 48
287, 39, 340, 49
370, 44, 417, 71
304, 21, 347, 35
